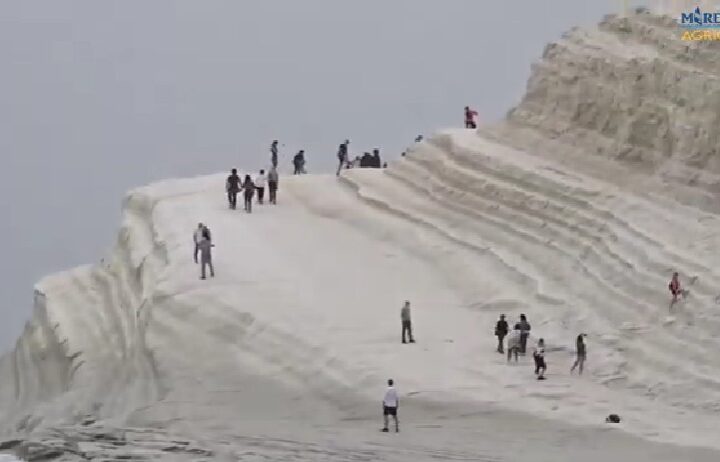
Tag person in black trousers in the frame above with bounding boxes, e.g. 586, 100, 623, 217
242, 175, 255, 213
226, 168, 241, 209
401, 301, 414, 344
495, 314, 509, 353
518, 314, 531, 354
268, 167, 279, 204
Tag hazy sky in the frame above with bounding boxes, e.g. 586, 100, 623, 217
0, 1, 643, 350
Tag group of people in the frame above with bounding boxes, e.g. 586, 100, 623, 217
336, 140, 386, 175
379, 301, 416, 433
225, 167, 279, 213
271, 140, 308, 175
277, 105, 479, 182
495, 314, 550, 379
494, 313, 586, 381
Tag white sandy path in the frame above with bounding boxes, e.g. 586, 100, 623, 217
112, 155, 719, 450
3, 129, 720, 458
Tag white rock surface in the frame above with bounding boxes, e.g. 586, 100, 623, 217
1, 8, 720, 462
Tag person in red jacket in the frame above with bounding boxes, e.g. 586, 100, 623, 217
464, 106, 478, 129
669, 272, 687, 306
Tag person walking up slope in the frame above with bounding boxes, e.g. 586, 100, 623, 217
570, 334, 587, 375
381, 379, 399, 433
401, 301, 415, 344
268, 166, 279, 205
242, 175, 255, 213
255, 170, 267, 205
198, 236, 215, 280
226, 169, 241, 209
533, 338, 547, 380
506, 324, 521, 363
495, 314, 509, 353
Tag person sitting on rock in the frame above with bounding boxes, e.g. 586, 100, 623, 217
372, 149, 382, 168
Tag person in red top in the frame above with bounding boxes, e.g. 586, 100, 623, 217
669, 272, 686, 306
464, 106, 478, 129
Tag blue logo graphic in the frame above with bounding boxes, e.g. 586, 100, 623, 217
679, 6, 720, 28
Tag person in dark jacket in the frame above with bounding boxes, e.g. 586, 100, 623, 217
400, 301, 415, 344
270, 140, 279, 168
241, 175, 255, 213
337, 140, 349, 176
570, 334, 587, 375
464, 106, 478, 129
226, 168, 241, 209
293, 150, 306, 175
360, 152, 373, 168
495, 314, 509, 353
518, 314, 531, 354
372, 149, 382, 168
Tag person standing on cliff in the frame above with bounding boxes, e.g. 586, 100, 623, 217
570, 333, 587, 375
268, 166, 279, 205
293, 150, 306, 175
198, 236, 214, 280
495, 314, 509, 354
255, 169, 267, 205
337, 140, 349, 176
242, 174, 256, 213
533, 338, 547, 380
226, 168, 241, 210
193, 223, 204, 264
464, 106, 478, 129
518, 314, 531, 354
381, 379, 400, 433
270, 140, 279, 169
401, 301, 415, 344
506, 324, 521, 362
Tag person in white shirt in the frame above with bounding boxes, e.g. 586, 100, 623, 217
506, 324, 522, 363
382, 379, 399, 433
255, 170, 267, 204
193, 223, 205, 264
